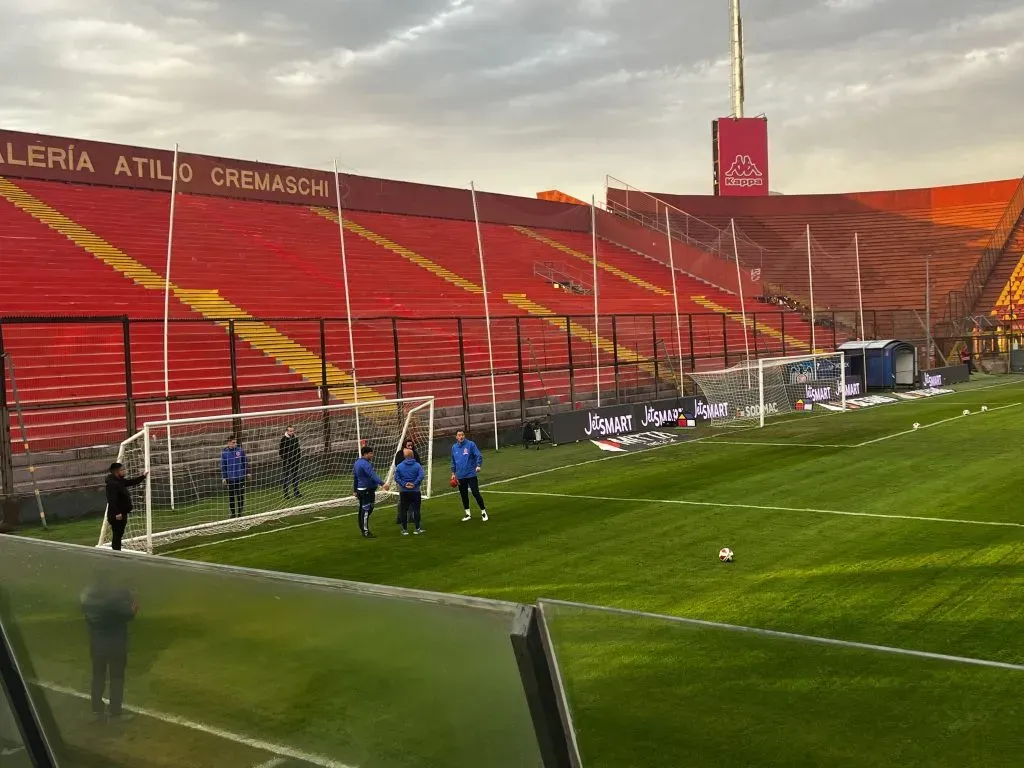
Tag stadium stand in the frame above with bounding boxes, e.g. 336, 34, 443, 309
614, 180, 1021, 325
2, 170, 826, 451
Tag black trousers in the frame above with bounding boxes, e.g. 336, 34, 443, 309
282, 462, 300, 497
227, 480, 246, 518
397, 491, 422, 529
457, 477, 485, 510
90, 646, 127, 715
356, 489, 376, 535
109, 517, 127, 551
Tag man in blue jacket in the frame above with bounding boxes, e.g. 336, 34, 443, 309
221, 436, 250, 519
394, 447, 425, 536
353, 445, 388, 538
451, 430, 488, 522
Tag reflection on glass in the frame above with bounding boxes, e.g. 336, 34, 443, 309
0, 536, 544, 768
540, 600, 1024, 768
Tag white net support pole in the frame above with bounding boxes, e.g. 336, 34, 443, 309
855, 232, 867, 391
333, 160, 361, 444
470, 181, 500, 450
96, 397, 435, 554
665, 209, 685, 390
143, 424, 154, 553
591, 196, 601, 407
162, 142, 179, 509
730, 218, 752, 369
806, 224, 816, 353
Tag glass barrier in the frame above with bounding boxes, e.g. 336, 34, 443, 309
539, 599, 1024, 768
0, 535, 546, 768
1, 677, 32, 767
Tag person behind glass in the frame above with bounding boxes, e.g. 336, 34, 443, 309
353, 445, 388, 538
395, 447, 425, 536
81, 570, 138, 723
394, 438, 421, 468
104, 462, 148, 552
221, 436, 250, 519
279, 425, 301, 499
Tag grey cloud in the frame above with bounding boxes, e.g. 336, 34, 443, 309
0, 0, 1021, 199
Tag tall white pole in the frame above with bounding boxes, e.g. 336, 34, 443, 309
591, 196, 601, 407
333, 160, 360, 444
806, 224, 816, 353
163, 143, 179, 509
665, 209, 685, 392
470, 182, 500, 450
730, 219, 752, 365
925, 254, 932, 368
855, 232, 867, 393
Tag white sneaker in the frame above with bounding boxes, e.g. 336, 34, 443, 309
481, 510, 489, 522
461, 512, 471, 522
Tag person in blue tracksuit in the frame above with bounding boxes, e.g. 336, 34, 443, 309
451, 430, 488, 522
353, 445, 388, 538
221, 436, 250, 519
394, 447, 425, 535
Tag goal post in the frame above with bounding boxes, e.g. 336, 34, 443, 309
98, 396, 435, 554
688, 352, 846, 428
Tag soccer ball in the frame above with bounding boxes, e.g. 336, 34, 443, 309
912, 422, 920, 430
719, 547, 734, 563
962, 409, 970, 416
981, 406, 988, 412
449, 476, 459, 488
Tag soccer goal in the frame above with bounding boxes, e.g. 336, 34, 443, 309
688, 353, 846, 427
97, 396, 435, 553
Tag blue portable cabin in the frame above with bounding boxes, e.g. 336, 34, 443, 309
838, 340, 917, 390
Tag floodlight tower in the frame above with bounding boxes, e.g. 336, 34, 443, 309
730, 0, 745, 118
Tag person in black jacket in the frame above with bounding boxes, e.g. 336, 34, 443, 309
279, 425, 302, 499
105, 463, 148, 552
394, 438, 422, 467
81, 571, 138, 722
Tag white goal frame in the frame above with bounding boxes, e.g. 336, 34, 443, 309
97, 396, 434, 554
689, 352, 846, 428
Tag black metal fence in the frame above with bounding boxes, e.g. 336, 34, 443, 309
0, 309, 927, 497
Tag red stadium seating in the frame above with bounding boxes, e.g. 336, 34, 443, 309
1, 174, 832, 451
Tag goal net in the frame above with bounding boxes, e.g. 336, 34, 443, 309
98, 397, 434, 553
688, 353, 846, 427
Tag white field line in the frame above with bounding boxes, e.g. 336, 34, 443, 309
486, 490, 1024, 530
36, 681, 355, 768
254, 759, 287, 768
164, 384, 1024, 554
701, 440, 850, 448
853, 402, 1021, 448
540, 599, 1024, 672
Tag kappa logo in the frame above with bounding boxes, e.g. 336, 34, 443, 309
724, 154, 765, 188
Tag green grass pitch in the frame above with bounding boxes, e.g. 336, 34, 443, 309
12, 375, 1024, 767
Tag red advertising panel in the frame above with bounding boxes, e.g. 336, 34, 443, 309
713, 117, 769, 197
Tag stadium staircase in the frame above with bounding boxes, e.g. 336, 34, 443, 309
976, 211, 1024, 320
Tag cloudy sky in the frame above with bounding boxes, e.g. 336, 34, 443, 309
1, 0, 1022, 200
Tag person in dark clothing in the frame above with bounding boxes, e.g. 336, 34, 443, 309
80, 571, 138, 722
104, 463, 148, 552
394, 438, 422, 467
960, 344, 973, 374
221, 436, 250, 518
279, 425, 301, 499
353, 446, 388, 538
395, 447, 425, 535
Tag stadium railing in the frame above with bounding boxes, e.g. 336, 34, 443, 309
1, 308, 884, 500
